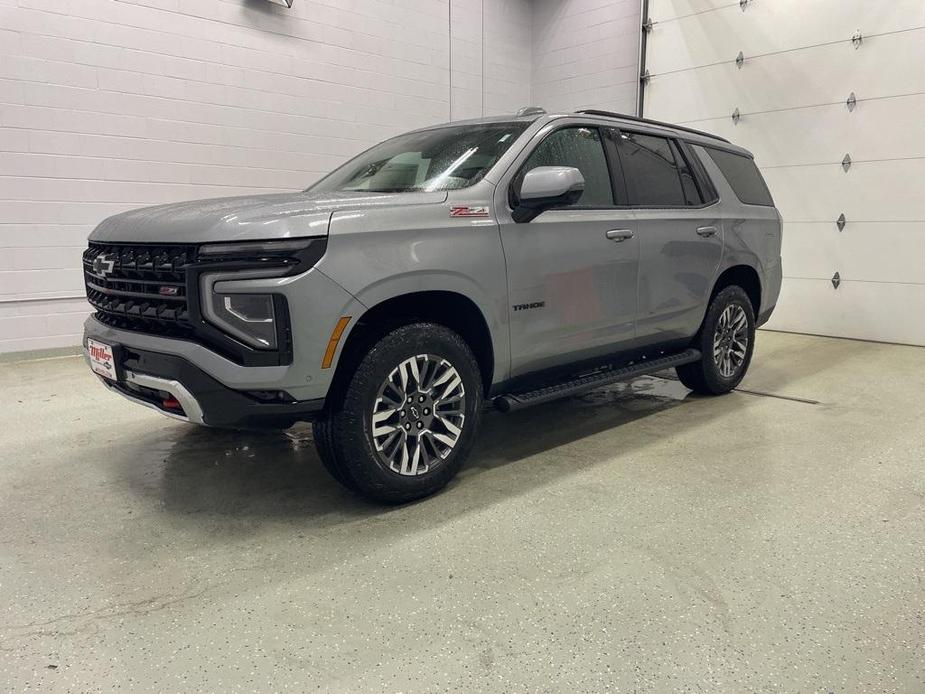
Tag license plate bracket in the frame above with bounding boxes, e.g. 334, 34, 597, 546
87, 338, 123, 382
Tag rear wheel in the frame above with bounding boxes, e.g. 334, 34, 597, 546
676, 285, 755, 395
312, 323, 482, 503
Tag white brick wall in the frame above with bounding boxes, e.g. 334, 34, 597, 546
0, 0, 641, 354
450, 0, 533, 120
532, 0, 641, 114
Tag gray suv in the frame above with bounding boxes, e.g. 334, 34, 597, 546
82, 108, 782, 502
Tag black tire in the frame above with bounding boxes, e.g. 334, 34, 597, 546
312, 415, 359, 491
676, 285, 756, 395
312, 323, 483, 503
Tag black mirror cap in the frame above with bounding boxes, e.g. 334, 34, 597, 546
511, 187, 583, 223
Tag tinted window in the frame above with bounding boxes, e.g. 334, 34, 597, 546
520, 127, 614, 207
704, 147, 774, 206
310, 122, 529, 193
614, 132, 692, 207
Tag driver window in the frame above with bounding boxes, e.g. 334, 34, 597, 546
521, 127, 614, 207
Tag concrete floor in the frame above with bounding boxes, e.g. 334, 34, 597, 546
0, 332, 923, 692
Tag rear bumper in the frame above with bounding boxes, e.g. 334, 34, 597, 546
758, 257, 782, 327
84, 339, 324, 429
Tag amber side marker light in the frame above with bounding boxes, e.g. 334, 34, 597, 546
322, 316, 351, 369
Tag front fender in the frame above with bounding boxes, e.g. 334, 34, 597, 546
317, 207, 511, 384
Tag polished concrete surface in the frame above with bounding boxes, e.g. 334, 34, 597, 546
1, 332, 923, 692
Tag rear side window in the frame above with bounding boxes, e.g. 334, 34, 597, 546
704, 147, 774, 206
614, 132, 700, 207
519, 127, 614, 207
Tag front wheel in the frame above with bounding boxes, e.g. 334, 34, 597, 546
676, 285, 756, 395
313, 323, 483, 503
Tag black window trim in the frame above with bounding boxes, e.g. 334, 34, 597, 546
506, 121, 727, 214
508, 123, 623, 212
676, 139, 719, 206
604, 127, 723, 211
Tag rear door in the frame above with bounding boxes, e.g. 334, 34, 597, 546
497, 124, 639, 378
609, 130, 724, 344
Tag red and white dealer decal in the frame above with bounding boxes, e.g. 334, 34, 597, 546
87, 338, 117, 381
450, 206, 490, 217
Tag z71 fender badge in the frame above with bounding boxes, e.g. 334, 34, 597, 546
450, 206, 489, 217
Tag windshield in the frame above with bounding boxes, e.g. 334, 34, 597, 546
309, 122, 530, 193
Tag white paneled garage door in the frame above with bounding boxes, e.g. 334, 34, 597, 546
642, 0, 925, 346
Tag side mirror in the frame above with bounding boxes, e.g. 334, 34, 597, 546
513, 166, 585, 223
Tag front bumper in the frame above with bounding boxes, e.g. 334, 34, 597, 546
84, 340, 325, 428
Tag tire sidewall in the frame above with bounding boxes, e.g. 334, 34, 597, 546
334, 323, 483, 502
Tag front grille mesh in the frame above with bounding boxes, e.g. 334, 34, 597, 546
83, 242, 197, 338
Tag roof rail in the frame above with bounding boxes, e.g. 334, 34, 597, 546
574, 109, 730, 144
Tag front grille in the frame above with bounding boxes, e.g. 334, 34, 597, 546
83, 242, 197, 339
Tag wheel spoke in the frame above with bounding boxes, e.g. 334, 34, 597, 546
432, 431, 458, 452
403, 439, 422, 475
431, 363, 456, 388
434, 414, 462, 437
731, 308, 747, 331
438, 374, 462, 401
419, 432, 439, 468
407, 355, 422, 389
380, 385, 404, 407
397, 359, 412, 392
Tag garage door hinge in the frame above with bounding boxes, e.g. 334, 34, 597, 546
732, 107, 741, 124
841, 153, 852, 172
846, 92, 857, 112
739, 0, 749, 11
852, 30, 863, 49
640, 69, 651, 85
831, 272, 841, 290
736, 51, 745, 69
836, 213, 846, 231
642, 18, 654, 33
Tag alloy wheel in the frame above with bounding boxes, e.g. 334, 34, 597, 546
370, 354, 466, 476
713, 304, 748, 378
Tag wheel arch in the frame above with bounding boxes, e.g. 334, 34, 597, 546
711, 264, 761, 316
325, 290, 496, 411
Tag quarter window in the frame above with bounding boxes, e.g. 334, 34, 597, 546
615, 132, 698, 207
704, 147, 774, 206
519, 127, 614, 207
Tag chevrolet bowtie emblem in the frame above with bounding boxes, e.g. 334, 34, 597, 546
91, 254, 116, 278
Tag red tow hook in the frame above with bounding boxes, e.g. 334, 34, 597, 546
162, 397, 182, 410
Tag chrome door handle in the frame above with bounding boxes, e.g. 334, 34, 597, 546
605, 229, 634, 242
696, 225, 718, 237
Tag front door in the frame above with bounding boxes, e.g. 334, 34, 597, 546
498, 125, 639, 378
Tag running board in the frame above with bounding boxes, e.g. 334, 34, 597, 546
493, 348, 701, 413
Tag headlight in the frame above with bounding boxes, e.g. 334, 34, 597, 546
196, 237, 325, 351
211, 293, 278, 349
200, 270, 287, 350
198, 237, 326, 274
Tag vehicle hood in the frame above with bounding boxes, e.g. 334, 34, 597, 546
89, 190, 449, 244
